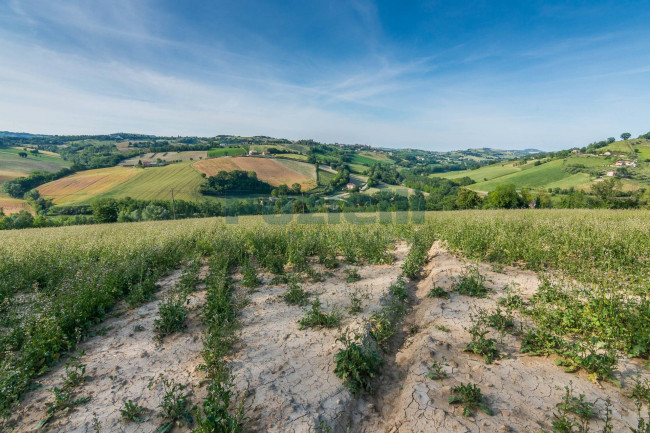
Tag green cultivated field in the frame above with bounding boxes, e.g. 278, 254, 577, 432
0, 148, 70, 181
95, 161, 208, 202
466, 159, 596, 192
431, 162, 524, 182
206, 147, 246, 157
2, 209, 650, 422
350, 153, 393, 166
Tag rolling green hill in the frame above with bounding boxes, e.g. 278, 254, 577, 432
0, 148, 70, 183
39, 162, 209, 205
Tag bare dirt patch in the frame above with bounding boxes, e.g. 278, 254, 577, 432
359, 241, 646, 432
231, 242, 410, 432
7, 267, 209, 433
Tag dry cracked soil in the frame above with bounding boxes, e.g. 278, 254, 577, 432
5, 241, 649, 433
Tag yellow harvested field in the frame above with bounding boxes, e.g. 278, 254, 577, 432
38, 167, 139, 204
193, 157, 317, 189
0, 195, 32, 215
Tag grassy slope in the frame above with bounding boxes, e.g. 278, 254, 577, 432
467, 159, 596, 193
39, 162, 209, 205
120, 151, 210, 165
0, 148, 70, 180
97, 162, 207, 202
431, 162, 523, 182
207, 148, 246, 158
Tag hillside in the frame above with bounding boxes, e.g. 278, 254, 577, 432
38, 162, 208, 205
0, 147, 70, 183
193, 157, 317, 190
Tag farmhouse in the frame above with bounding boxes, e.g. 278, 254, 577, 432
248, 150, 259, 156
346, 183, 356, 190
606, 171, 617, 177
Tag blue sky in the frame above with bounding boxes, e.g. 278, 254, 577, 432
0, 1, 649, 150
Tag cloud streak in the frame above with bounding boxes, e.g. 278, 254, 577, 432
0, 0, 649, 150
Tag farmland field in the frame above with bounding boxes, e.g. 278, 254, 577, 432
206, 147, 246, 158
193, 156, 317, 190
119, 151, 209, 165
38, 162, 209, 205
37, 166, 141, 205
0, 148, 70, 181
2, 210, 649, 432
0, 194, 32, 214
467, 159, 597, 193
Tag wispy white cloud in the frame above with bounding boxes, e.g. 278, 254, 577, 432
0, 0, 649, 150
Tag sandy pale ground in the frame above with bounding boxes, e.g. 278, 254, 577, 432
7, 266, 209, 433
5, 242, 649, 433
230, 242, 410, 432
358, 241, 648, 433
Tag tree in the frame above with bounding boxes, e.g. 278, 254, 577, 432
621, 132, 631, 141
455, 188, 481, 209
291, 183, 302, 194
485, 184, 523, 209
607, 137, 616, 144
91, 198, 119, 223
591, 177, 621, 205
18, 151, 27, 158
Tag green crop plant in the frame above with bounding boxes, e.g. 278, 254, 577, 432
551, 383, 601, 433
348, 290, 364, 314
448, 383, 493, 417
630, 376, 650, 404
344, 268, 361, 283
464, 312, 500, 364
454, 265, 489, 297
334, 330, 382, 395
38, 387, 91, 429
154, 291, 189, 339
157, 378, 194, 432
120, 400, 148, 423
241, 258, 261, 289
428, 360, 448, 380
283, 280, 308, 306
298, 298, 342, 329
427, 284, 449, 299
